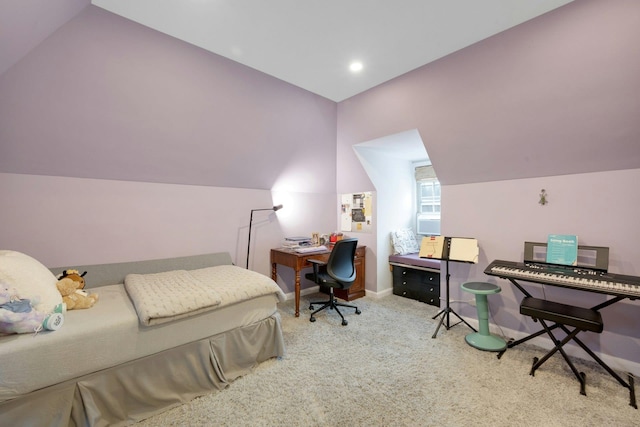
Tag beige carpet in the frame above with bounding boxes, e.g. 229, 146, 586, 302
136, 294, 638, 426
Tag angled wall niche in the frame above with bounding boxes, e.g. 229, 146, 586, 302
352, 128, 432, 293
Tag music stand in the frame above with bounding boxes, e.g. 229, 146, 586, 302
421, 236, 479, 339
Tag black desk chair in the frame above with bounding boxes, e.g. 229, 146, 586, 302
305, 238, 361, 325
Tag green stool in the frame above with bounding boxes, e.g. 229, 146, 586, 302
461, 282, 507, 352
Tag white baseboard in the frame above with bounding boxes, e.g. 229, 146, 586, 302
362, 287, 393, 299
282, 285, 320, 301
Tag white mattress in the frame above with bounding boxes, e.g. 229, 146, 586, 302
0, 283, 280, 401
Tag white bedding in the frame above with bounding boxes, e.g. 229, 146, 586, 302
125, 269, 222, 326
125, 265, 286, 326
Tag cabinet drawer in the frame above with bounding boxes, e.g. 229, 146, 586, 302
393, 267, 439, 284
392, 266, 440, 307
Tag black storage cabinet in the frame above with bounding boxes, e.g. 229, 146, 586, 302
391, 263, 440, 307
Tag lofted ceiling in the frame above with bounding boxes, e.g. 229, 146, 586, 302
87, 0, 574, 102
1, 0, 575, 102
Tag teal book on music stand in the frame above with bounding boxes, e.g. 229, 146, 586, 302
546, 234, 578, 266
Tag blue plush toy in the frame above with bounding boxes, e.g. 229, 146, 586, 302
0, 285, 64, 335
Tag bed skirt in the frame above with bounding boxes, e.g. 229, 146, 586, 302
0, 312, 284, 427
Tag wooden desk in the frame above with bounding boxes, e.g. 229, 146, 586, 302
271, 245, 366, 317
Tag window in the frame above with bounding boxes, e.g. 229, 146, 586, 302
415, 165, 441, 235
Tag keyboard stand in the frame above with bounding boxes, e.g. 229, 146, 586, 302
432, 258, 477, 338
498, 277, 637, 409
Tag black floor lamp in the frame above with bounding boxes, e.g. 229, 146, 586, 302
246, 204, 283, 269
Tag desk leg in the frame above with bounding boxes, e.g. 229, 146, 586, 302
272, 261, 301, 318
294, 269, 301, 317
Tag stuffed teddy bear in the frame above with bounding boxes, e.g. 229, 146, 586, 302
56, 270, 98, 310
0, 284, 64, 334
59, 269, 87, 288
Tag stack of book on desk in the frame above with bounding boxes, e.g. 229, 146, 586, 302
282, 236, 328, 253
283, 236, 312, 248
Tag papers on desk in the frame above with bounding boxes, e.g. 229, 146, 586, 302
294, 245, 328, 254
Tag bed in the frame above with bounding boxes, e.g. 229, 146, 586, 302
0, 252, 286, 426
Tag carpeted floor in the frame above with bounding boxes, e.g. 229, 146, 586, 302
136, 294, 638, 426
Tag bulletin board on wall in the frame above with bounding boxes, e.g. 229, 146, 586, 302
340, 192, 373, 233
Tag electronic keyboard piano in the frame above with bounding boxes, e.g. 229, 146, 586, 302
485, 246, 639, 408
485, 259, 640, 299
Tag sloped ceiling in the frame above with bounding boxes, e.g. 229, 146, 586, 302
337, 0, 640, 185
90, 0, 575, 102
1, 1, 638, 189
1, 0, 574, 101
0, 0, 90, 76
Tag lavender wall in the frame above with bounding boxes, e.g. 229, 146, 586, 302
0, 6, 337, 192
0, 6, 338, 290
0, 172, 336, 294
336, 0, 640, 371
444, 170, 640, 372
338, 0, 640, 187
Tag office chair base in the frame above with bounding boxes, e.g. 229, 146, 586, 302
309, 294, 361, 326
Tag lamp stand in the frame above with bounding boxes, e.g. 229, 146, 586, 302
246, 205, 283, 269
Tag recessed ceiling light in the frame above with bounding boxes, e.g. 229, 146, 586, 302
349, 61, 363, 73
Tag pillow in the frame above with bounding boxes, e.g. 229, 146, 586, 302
390, 229, 420, 255
0, 250, 62, 314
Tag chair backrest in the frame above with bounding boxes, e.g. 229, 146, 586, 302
326, 238, 358, 285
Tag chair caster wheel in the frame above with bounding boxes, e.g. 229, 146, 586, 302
341, 319, 348, 326
355, 309, 361, 315
310, 317, 316, 322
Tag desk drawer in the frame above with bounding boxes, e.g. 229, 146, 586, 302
392, 266, 440, 307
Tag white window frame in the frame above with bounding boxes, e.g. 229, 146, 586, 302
415, 164, 441, 236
